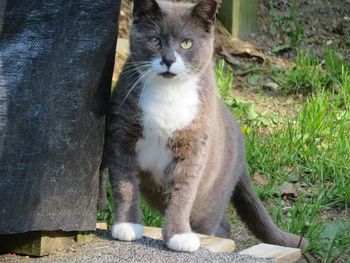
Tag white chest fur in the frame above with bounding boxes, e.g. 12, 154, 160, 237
136, 76, 200, 184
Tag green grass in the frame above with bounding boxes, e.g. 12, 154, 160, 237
216, 51, 350, 262
141, 200, 164, 228
97, 181, 114, 225
273, 50, 350, 95
97, 182, 164, 227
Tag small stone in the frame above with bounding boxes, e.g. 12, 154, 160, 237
263, 82, 280, 92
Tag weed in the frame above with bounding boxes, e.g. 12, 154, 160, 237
97, 181, 114, 226
97, 182, 164, 228
268, 0, 304, 52
274, 50, 350, 95
141, 200, 164, 227
309, 222, 350, 262
216, 61, 278, 127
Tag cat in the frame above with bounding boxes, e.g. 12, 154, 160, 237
104, 0, 308, 252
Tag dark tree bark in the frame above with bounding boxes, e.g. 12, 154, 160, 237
0, 0, 121, 234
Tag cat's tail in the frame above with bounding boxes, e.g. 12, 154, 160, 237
231, 171, 308, 249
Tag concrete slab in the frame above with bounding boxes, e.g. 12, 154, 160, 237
240, 243, 302, 263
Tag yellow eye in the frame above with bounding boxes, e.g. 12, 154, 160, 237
181, 40, 193, 50
149, 37, 161, 48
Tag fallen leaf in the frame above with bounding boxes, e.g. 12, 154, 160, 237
262, 82, 280, 91
252, 172, 268, 186
277, 183, 298, 199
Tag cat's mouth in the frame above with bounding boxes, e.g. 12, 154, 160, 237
159, 71, 177, 79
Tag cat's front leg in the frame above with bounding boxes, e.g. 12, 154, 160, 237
108, 151, 143, 242
162, 158, 203, 252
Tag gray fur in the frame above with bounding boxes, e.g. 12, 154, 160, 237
105, 0, 308, 249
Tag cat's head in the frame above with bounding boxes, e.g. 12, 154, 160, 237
129, 0, 217, 80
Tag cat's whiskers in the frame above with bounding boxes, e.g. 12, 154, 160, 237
121, 71, 146, 83
119, 61, 154, 82
125, 60, 152, 65
122, 62, 151, 70
186, 67, 202, 83
117, 67, 152, 109
186, 66, 211, 98
119, 72, 149, 87
186, 64, 200, 74
121, 65, 151, 81
186, 64, 202, 75
122, 64, 150, 74
138, 71, 156, 107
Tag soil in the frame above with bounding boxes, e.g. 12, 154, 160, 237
250, 0, 350, 60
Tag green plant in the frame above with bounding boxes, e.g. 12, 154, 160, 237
274, 50, 350, 95
216, 59, 234, 103
97, 181, 164, 227
141, 200, 164, 227
97, 181, 115, 226
268, 0, 304, 52
308, 222, 350, 262
215, 61, 278, 127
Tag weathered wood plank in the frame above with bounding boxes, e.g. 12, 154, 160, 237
75, 231, 94, 243
0, 231, 94, 257
96, 222, 108, 230
143, 226, 163, 240
218, 0, 258, 39
113, 38, 130, 81
239, 243, 302, 263
143, 226, 236, 253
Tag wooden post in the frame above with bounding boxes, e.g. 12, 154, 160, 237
0, 0, 121, 256
218, 0, 258, 39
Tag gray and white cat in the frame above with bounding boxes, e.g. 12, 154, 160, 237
105, 0, 308, 252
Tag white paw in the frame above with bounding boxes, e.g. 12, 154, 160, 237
111, 223, 144, 241
167, 232, 200, 252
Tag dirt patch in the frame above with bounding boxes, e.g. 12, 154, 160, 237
249, 0, 350, 60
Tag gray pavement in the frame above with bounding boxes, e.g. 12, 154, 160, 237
1, 235, 272, 263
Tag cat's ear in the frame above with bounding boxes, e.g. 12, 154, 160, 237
191, 0, 217, 27
133, 0, 161, 20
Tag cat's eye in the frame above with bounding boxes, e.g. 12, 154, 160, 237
149, 37, 161, 48
181, 39, 193, 50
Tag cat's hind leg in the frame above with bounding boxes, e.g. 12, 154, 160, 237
189, 192, 231, 238
215, 216, 231, 238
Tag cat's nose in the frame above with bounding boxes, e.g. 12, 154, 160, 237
161, 53, 176, 68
